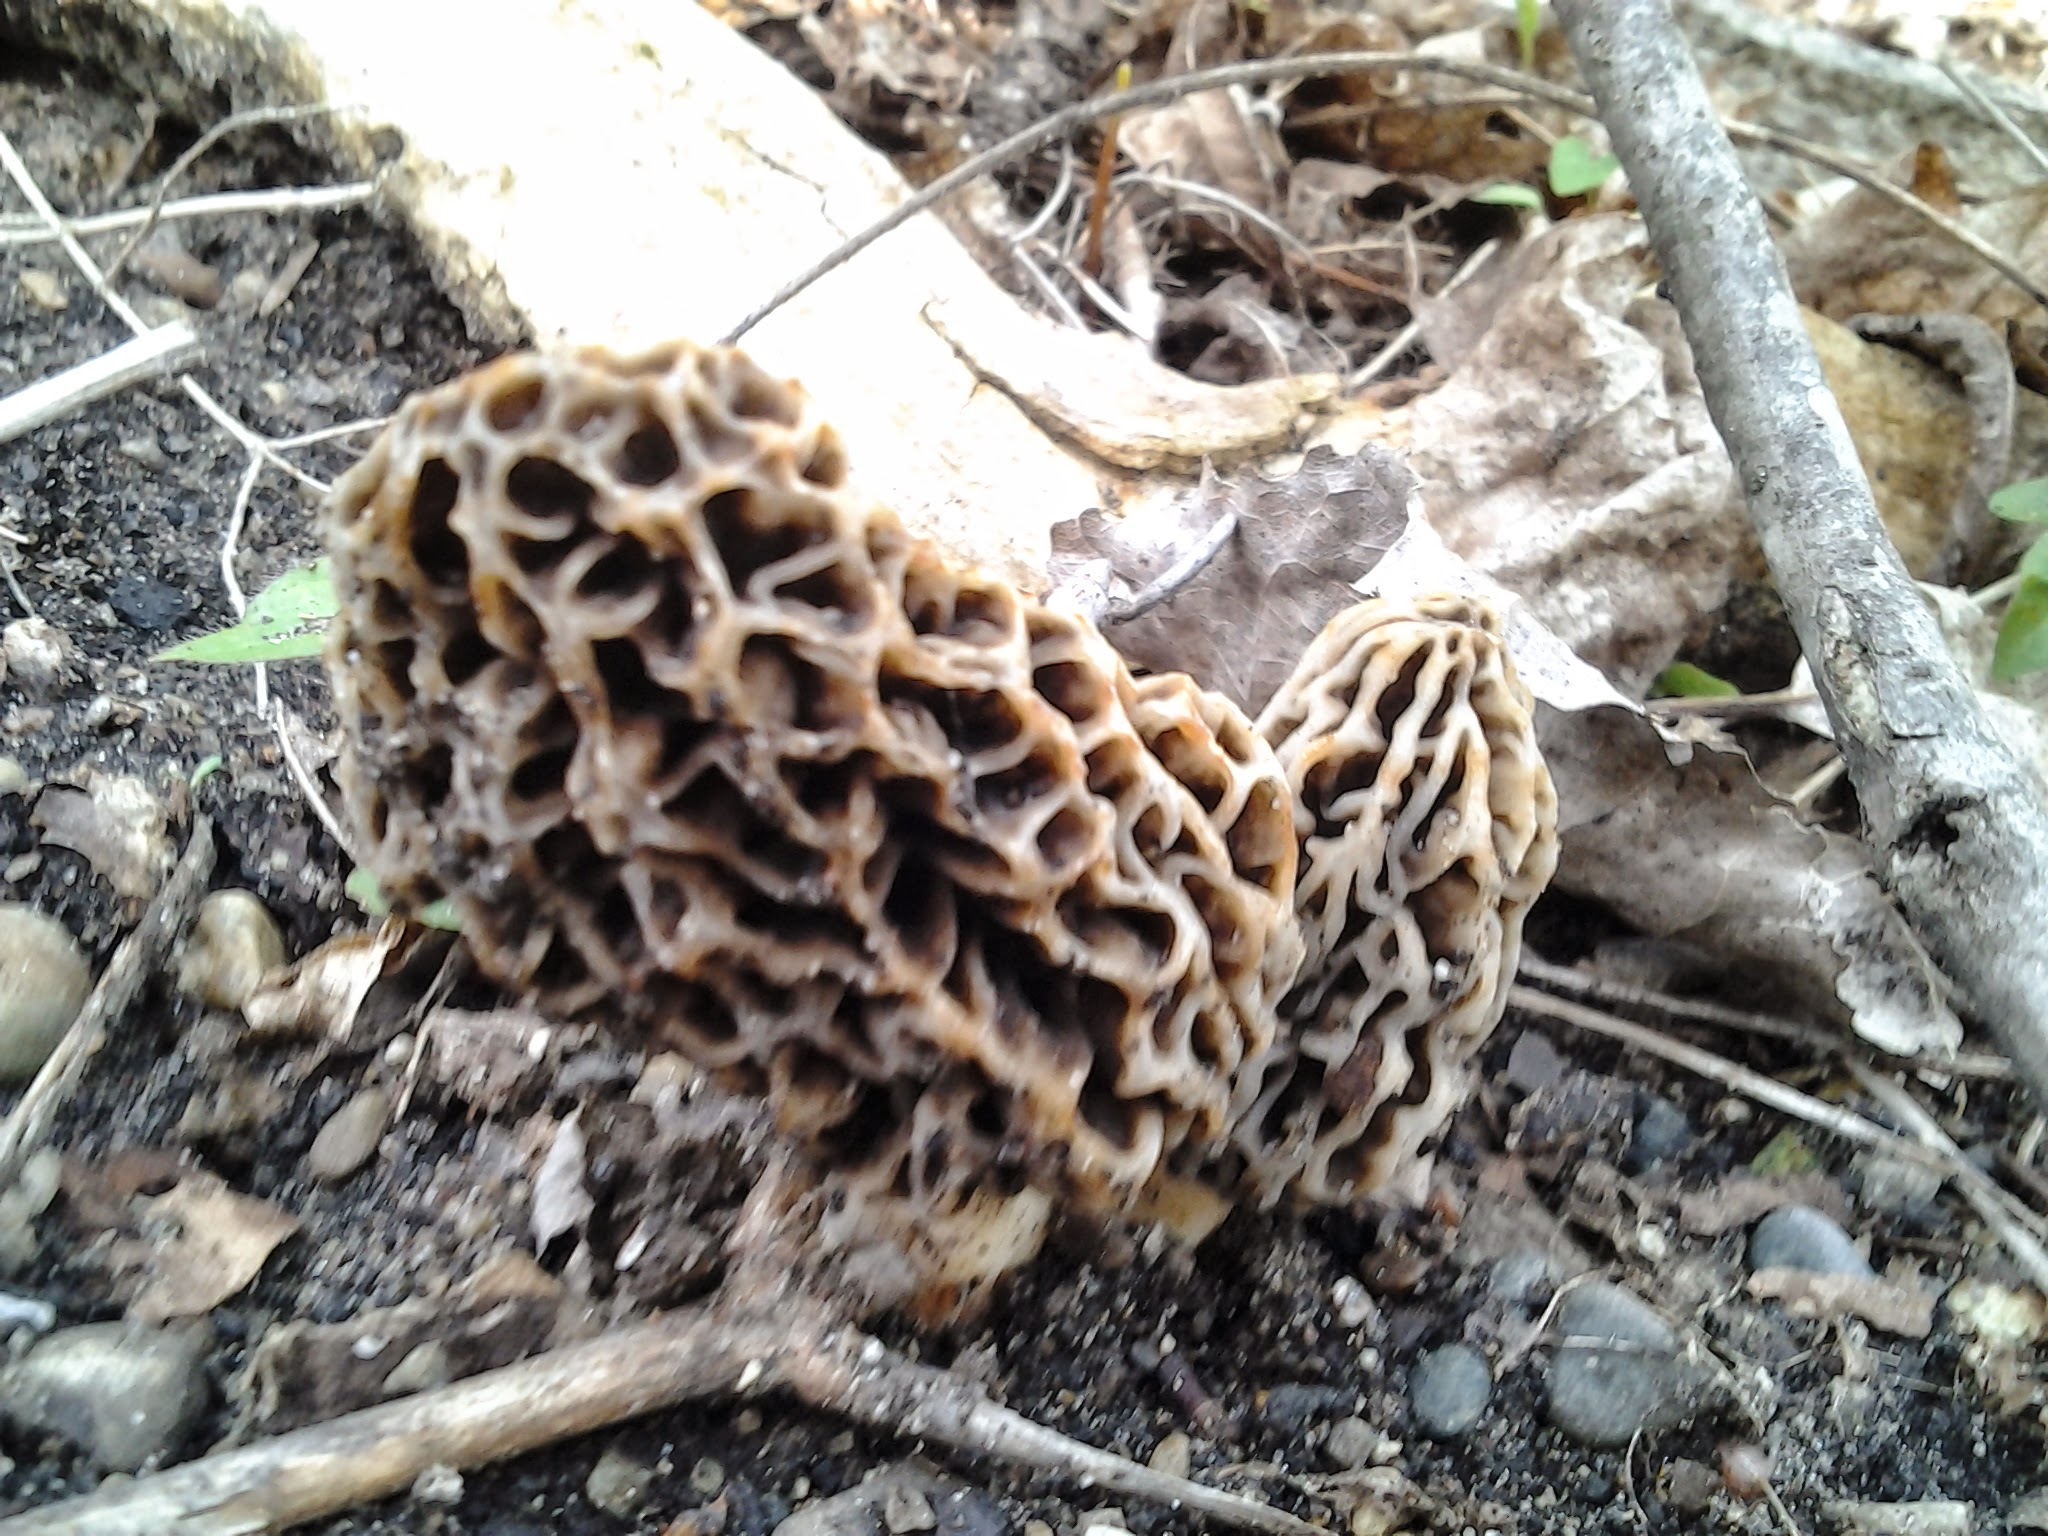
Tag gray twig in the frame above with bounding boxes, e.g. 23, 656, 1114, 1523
0, 819, 215, 1191
1105, 497, 1240, 625
0, 323, 202, 445
1554, 0, 2048, 1113
0, 181, 376, 248
0, 1288, 1317, 1536
720, 50, 2047, 345
103, 102, 347, 282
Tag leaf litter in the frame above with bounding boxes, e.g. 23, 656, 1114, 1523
6, 0, 2048, 1529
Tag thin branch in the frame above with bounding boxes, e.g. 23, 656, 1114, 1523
720, 50, 2046, 343
1104, 499, 1239, 624
1847, 1061, 2048, 1294
103, 102, 350, 282
0, 181, 377, 248
1, 1293, 1318, 1536
0, 323, 202, 446
1510, 985, 2048, 1292
1938, 57, 2048, 179
1508, 986, 1958, 1179
0, 820, 215, 1191
1515, 953, 2014, 1081
1555, 0, 2048, 1117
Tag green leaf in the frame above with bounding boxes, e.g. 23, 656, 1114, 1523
1548, 135, 1620, 198
1990, 476, 2048, 526
188, 753, 224, 791
1750, 1128, 1819, 1177
1472, 182, 1544, 210
154, 560, 338, 664
2020, 535, 2048, 583
1516, 0, 1541, 70
345, 867, 462, 932
1653, 662, 1740, 699
1994, 574, 2048, 682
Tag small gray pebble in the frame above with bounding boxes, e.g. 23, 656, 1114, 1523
307, 1088, 390, 1182
0, 620, 69, 699
1750, 1205, 1872, 1279
1546, 1282, 1703, 1448
0, 906, 90, 1083
1488, 1250, 1555, 1310
1410, 1344, 1491, 1438
882, 1482, 936, 1533
1852, 1154, 1943, 1219
176, 890, 288, 1012
0, 1321, 207, 1470
584, 1445, 654, 1517
1260, 1382, 1354, 1432
1322, 1414, 1380, 1468
1662, 1457, 1722, 1514
1624, 1093, 1692, 1173
0, 758, 24, 797
1505, 1029, 1567, 1092
1146, 1429, 1192, 1480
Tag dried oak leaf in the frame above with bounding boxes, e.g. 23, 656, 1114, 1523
1047, 444, 1413, 715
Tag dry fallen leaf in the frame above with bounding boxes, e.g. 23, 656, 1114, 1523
128, 1175, 298, 1324
1047, 443, 1411, 713
241, 927, 403, 1042
1545, 707, 1965, 1060
1747, 1267, 1938, 1339
1386, 215, 1748, 694
31, 777, 171, 900
530, 1109, 593, 1252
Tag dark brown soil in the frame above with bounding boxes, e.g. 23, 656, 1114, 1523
0, 25, 2040, 1536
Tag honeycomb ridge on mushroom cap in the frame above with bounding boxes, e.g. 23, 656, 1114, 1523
323, 339, 1303, 1258
1231, 595, 1559, 1208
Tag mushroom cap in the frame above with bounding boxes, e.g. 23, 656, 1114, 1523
1233, 594, 1559, 1207
323, 340, 1303, 1314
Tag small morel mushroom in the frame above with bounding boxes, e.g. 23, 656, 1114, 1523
1228, 595, 1559, 1208
323, 340, 1304, 1314
323, 339, 1558, 1315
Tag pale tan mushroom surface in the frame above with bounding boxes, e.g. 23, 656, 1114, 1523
323, 339, 1558, 1317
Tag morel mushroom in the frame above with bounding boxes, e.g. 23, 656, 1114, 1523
323, 340, 1304, 1308
1229, 595, 1559, 1208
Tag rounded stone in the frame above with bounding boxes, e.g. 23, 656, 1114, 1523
1624, 1093, 1693, 1173
1750, 1205, 1872, 1278
1322, 1414, 1380, 1468
1488, 1250, 1555, 1310
0, 619, 69, 699
176, 889, 288, 1011
584, 1445, 654, 1517
307, 1087, 390, 1182
0, 906, 91, 1083
1410, 1344, 1491, 1439
0, 1321, 207, 1470
1546, 1282, 1697, 1448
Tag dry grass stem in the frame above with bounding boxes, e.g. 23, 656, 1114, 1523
0, 322, 201, 445
0, 181, 376, 247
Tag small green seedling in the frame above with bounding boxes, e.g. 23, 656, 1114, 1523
345, 867, 462, 933
1548, 135, 1620, 198
1653, 662, 1739, 699
1473, 182, 1544, 211
154, 560, 338, 664
188, 753, 225, 791
1516, 0, 1541, 70
1989, 477, 2048, 681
